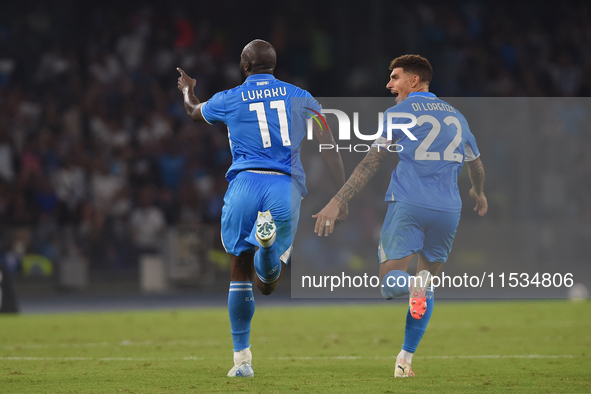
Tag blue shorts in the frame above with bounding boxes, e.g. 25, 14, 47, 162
221, 171, 301, 264
378, 201, 461, 264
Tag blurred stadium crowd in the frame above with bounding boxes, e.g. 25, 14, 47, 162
0, 0, 589, 277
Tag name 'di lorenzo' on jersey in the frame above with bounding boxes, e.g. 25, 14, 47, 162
410, 102, 457, 113
241, 86, 288, 101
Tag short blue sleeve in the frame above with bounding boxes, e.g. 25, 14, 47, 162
303, 93, 322, 118
200, 91, 226, 125
463, 121, 480, 162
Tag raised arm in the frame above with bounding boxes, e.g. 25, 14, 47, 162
177, 67, 206, 122
313, 146, 388, 236
467, 157, 487, 216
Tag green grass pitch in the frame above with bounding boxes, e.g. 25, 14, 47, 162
1, 300, 590, 393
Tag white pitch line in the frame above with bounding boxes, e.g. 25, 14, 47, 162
271, 355, 575, 360
0, 357, 204, 361
1, 340, 220, 350
0, 355, 574, 361
421, 355, 575, 359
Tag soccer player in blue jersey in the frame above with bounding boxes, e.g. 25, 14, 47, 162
177, 39, 347, 377
313, 54, 487, 377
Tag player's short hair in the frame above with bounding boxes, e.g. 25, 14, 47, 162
389, 55, 433, 85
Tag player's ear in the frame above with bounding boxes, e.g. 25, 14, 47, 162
239, 58, 250, 72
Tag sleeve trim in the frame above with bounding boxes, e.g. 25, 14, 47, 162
464, 153, 481, 163
200, 102, 214, 125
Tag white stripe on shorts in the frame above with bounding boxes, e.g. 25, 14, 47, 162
246, 170, 287, 175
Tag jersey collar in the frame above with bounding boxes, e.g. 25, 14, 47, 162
245, 74, 276, 81
408, 92, 436, 98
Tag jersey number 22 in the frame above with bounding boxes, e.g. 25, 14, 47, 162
414, 115, 463, 163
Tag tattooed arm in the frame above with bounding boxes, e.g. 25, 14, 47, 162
313, 146, 389, 236
467, 157, 487, 216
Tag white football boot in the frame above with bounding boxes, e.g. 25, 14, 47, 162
255, 210, 276, 247
394, 358, 415, 378
409, 270, 432, 320
227, 348, 254, 377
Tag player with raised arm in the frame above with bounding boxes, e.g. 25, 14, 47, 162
177, 39, 347, 378
312, 55, 487, 377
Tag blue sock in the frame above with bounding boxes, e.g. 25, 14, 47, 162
381, 270, 410, 299
402, 286, 434, 353
228, 281, 255, 352
254, 242, 280, 283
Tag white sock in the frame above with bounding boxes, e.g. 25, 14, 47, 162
398, 349, 413, 363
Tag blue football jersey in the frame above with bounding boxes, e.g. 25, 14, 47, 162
378, 92, 480, 212
200, 74, 320, 196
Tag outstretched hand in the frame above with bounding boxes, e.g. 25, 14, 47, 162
312, 199, 347, 237
469, 188, 488, 216
177, 67, 196, 92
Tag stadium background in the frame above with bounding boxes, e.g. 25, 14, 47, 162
0, 0, 590, 305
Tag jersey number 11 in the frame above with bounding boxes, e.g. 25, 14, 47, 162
249, 100, 292, 148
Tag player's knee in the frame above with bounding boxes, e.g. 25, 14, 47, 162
380, 274, 392, 299
256, 282, 276, 296
381, 270, 411, 299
